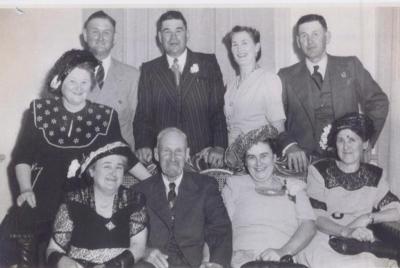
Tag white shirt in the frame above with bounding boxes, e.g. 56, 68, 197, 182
306, 54, 328, 78
166, 49, 187, 73
162, 172, 183, 197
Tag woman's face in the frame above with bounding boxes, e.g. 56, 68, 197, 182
231, 31, 260, 68
90, 154, 127, 194
336, 129, 367, 166
61, 67, 92, 108
245, 142, 276, 182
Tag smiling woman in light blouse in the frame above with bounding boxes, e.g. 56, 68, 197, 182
223, 26, 286, 145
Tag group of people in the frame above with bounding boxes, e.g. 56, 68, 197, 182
2, 7, 400, 268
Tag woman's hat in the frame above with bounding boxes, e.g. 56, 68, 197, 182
67, 141, 131, 178
225, 125, 279, 171
321, 112, 375, 150
48, 49, 99, 92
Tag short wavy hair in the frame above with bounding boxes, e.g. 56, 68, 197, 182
224, 25, 262, 61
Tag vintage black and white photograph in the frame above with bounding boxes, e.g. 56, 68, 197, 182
0, 1, 400, 267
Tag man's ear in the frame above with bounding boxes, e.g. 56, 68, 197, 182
296, 35, 301, 49
325, 31, 331, 45
82, 29, 88, 43
154, 147, 159, 162
185, 148, 190, 162
363, 140, 370, 151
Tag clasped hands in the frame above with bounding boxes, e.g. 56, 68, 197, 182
340, 214, 375, 242
144, 248, 222, 268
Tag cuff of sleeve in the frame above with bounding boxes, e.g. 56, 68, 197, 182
282, 142, 297, 156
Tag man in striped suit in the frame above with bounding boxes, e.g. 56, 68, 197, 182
134, 10, 227, 168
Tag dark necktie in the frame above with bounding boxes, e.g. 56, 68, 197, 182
171, 58, 180, 87
311, 65, 323, 90
96, 62, 105, 89
168, 182, 176, 209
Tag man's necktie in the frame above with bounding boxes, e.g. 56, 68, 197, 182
312, 65, 323, 90
168, 182, 176, 209
96, 62, 105, 89
171, 58, 180, 87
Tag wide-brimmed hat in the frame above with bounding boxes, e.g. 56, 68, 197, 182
48, 49, 99, 92
225, 125, 279, 171
319, 112, 375, 151
67, 141, 131, 179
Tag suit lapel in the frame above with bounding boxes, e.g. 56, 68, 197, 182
292, 63, 315, 125
103, 59, 118, 88
149, 175, 174, 229
325, 55, 350, 118
180, 50, 198, 100
173, 172, 199, 222
154, 55, 179, 108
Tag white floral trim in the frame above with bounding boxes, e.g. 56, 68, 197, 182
319, 124, 332, 150
67, 159, 80, 178
190, 63, 199, 73
50, 75, 61, 89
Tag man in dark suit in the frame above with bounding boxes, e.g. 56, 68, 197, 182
83, 10, 140, 152
278, 14, 389, 172
134, 128, 232, 268
133, 10, 227, 168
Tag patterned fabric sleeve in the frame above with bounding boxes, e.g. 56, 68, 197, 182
373, 170, 400, 214
129, 206, 147, 237
307, 164, 328, 218
52, 203, 74, 251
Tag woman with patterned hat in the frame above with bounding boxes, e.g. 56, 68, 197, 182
222, 125, 315, 268
11, 49, 150, 267
46, 141, 147, 267
301, 112, 400, 267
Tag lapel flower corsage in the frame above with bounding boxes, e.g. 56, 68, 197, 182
319, 124, 332, 150
50, 75, 61, 90
190, 63, 199, 74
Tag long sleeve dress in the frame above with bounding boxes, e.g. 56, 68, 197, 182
13, 96, 138, 224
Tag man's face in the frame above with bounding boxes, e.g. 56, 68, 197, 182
296, 20, 330, 63
158, 19, 188, 58
84, 18, 115, 60
155, 131, 189, 181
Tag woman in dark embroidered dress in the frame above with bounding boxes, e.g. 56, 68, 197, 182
12, 49, 150, 267
46, 142, 147, 267
300, 112, 400, 267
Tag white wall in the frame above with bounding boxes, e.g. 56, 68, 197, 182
0, 8, 83, 219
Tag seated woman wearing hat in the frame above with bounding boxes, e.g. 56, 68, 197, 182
301, 112, 400, 268
46, 141, 147, 267
222, 125, 316, 268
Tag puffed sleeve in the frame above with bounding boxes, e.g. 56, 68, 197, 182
52, 203, 74, 251
373, 170, 400, 214
13, 101, 38, 165
286, 178, 315, 221
306, 164, 329, 218
263, 73, 286, 123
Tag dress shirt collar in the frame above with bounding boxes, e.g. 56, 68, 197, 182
162, 172, 184, 196
305, 53, 328, 78
166, 49, 187, 73
97, 54, 112, 79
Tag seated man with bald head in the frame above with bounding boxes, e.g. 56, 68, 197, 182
134, 127, 232, 268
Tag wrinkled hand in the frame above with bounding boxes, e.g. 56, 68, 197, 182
199, 262, 223, 268
135, 147, 153, 165
350, 227, 375, 242
207, 146, 224, 168
258, 248, 284, 262
17, 190, 36, 208
58, 256, 83, 268
286, 144, 308, 172
143, 248, 169, 268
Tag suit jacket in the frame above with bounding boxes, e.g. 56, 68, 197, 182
87, 58, 140, 151
278, 55, 389, 155
133, 49, 227, 155
134, 172, 232, 267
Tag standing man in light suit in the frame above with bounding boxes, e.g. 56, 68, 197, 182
278, 14, 389, 172
83, 10, 140, 152
133, 10, 227, 168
